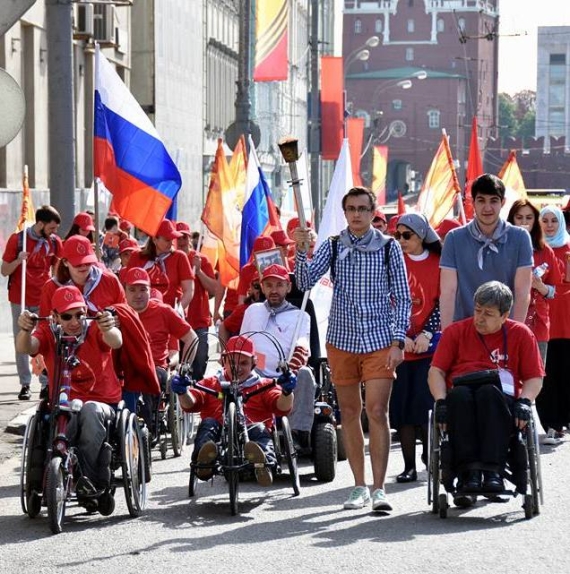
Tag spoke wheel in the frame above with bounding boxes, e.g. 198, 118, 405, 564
526, 417, 541, 516
280, 417, 300, 496
168, 391, 182, 457
122, 411, 147, 517
46, 457, 67, 534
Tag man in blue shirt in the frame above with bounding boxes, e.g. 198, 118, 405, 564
294, 186, 411, 512
440, 174, 533, 329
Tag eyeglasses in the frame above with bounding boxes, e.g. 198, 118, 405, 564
394, 231, 415, 241
59, 312, 86, 321
344, 206, 372, 214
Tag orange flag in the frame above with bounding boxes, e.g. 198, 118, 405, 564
372, 145, 388, 206
230, 134, 248, 208
498, 150, 527, 217
347, 117, 364, 187
201, 139, 241, 285
16, 167, 35, 232
397, 191, 406, 215
464, 116, 483, 221
415, 132, 461, 228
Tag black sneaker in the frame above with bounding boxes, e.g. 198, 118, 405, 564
18, 386, 31, 400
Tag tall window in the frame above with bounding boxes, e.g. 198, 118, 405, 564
354, 19, 362, 34
458, 18, 466, 32
548, 53, 566, 137
437, 18, 445, 32
407, 19, 415, 33
375, 18, 382, 33
428, 109, 440, 129
405, 47, 414, 61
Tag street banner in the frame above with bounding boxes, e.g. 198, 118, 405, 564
253, 0, 288, 82
320, 56, 344, 160
347, 117, 364, 187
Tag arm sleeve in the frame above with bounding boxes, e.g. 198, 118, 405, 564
439, 232, 457, 270
294, 239, 333, 291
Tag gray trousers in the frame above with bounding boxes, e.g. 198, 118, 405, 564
68, 401, 115, 483
288, 367, 316, 432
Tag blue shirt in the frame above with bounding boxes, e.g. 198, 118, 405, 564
295, 231, 411, 354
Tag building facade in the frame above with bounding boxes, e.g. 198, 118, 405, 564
343, 0, 499, 199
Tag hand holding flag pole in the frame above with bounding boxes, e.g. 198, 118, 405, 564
278, 136, 309, 251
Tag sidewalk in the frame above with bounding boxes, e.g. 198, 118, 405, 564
0, 333, 41, 463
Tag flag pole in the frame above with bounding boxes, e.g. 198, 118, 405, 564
93, 178, 102, 260
20, 165, 29, 315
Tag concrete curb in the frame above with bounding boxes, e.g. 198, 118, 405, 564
5, 407, 36, 436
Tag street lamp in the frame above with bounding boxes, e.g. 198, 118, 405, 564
344, 35, 380, 74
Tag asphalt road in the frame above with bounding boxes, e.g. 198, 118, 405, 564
1, 429, 569, 574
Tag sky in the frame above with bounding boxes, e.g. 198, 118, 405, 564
498, 0, 570, 95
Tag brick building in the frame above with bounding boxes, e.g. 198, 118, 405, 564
343, 0, 499, 200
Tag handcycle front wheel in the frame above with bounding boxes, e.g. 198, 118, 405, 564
225, 402, 240, 516
280, 416, 300, 496
46, 456, 67, 534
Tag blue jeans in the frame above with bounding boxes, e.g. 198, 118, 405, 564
192, 417, 276, 467
191, 327, 209, 381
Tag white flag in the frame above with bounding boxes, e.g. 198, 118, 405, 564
311, 139, 354, 354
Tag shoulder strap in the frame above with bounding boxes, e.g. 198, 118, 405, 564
330, 236, 339, 282
384, 238, 392, 283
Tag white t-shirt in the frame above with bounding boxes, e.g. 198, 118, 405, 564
240, 302, 310, 377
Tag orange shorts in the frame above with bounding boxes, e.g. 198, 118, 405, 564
326, 343, 396, 386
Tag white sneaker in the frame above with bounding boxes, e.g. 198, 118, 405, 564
542, 428, 562, 445
343, 486, 371, 509
371, 488, 393, 511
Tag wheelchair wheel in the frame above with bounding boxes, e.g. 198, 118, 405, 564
46, 456, 67, 534
526, 416, 542, 516
336, 426, 347, 462
427, 409, 441, 514
139, 423, 152, 483
438, 493, 448, 519
20, 412, 43, 518
225, 402, 240, 516
188, 465, 198, 498
121, 410, 147, 517
168, 391, 182, 457
312, 421, 337, 482
280, 416, 300, 496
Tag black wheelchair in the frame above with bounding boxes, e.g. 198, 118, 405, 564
184, 332, 300, 516
427, 403, 543, 520
19, 323, 147, 534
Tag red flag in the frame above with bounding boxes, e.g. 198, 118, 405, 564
253, 0, 288, 82
320, 57, 344, 160
347, 117, 364, 187
372, 145, 388, 205
464, 116, 483, 220
397, 191, 406, 215
16, 167, 35, 232
415, 132, 462, 228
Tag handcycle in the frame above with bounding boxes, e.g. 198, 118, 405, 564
427, 403, 543, 520
184, 331, 300, 515
19, 317, 147, 534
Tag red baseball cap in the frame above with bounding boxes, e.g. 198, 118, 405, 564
124, 267, 151, 286
435, 218, 462, 240
240, 262, 261, 288
286, 217, 312, 234
119, 238, 139, 254
252, 236, 275, 252
156, 219, 182, 240
73, 212, 95, 232
62, 236, 98, 266
51, 286, 85, 314
373, 208, 387, 224
261, 264, 290, 282
223, 335, 255, 357
271, 229, 295, 247
119, 219, 132, 232
176, 221, 192, 236
387, 215, 400, 235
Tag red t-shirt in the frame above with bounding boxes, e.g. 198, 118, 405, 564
526, 245, 563, 341
223, 287, 239, 315
39, 271, 126, 316
404, 252, 440, 361
138, 299, 191, 368
547, 244, 570, 340
2, 231, 63, 306
186, 250, 215, 329
128, 250, 194, 307
182, 375, 290, 431
222, 302, 250, 336
432, 318, 544, 396
33, 321, 122, 404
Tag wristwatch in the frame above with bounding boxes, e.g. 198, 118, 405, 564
421, 330, 433, 341
391, 340, 405, 350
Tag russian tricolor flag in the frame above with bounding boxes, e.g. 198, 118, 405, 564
240, 138, 281, 266
94, 46, 181, 236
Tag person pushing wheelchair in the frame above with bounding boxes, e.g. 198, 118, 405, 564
171, 335, 296, 486
428, 281, 544, 506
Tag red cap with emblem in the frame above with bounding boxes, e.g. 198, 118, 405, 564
223, 335, 255, 357
124, 267, 151, 286
73, 212, 95, 232
62, 236, 98, 266
51, 285, 85, 314
261, 264, 290, 282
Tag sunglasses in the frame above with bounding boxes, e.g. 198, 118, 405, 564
394, 231, 415, 241
59, 312, 86, 321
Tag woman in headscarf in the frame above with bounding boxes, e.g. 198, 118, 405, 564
389, 213, 442, 482
537, 205, 570, 444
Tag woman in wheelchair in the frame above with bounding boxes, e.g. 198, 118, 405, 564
171, 335, 296, 486
428, 281, 543, 504
17, 285, 123, 500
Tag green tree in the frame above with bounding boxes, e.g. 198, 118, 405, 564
499, 93, 518, 140
499, 91, 536, 143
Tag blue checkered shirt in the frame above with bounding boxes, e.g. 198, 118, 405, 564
295, 232, 411, 354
